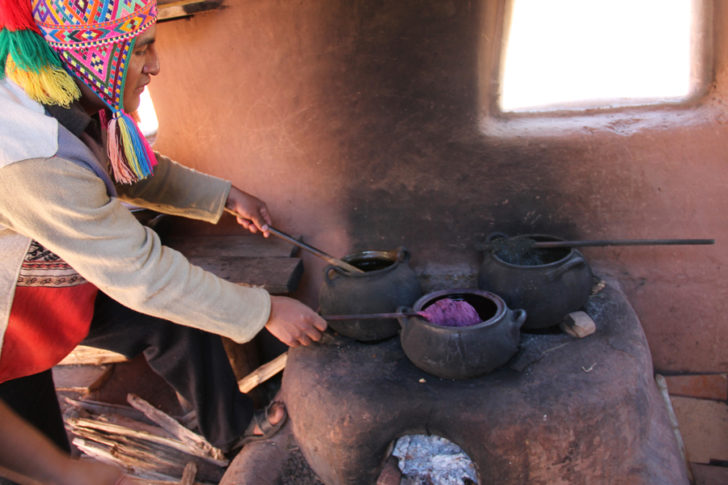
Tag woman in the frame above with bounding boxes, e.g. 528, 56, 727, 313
0, 0, 325, 481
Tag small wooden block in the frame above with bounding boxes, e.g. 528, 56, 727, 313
560, 311, 596, 338
187, 256, 303, 295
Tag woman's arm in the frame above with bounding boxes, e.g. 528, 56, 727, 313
115, 152, 231, 223
0, 400, 140, 485
0, 157, 270, 343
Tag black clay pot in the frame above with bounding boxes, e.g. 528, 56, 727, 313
398, 289, 526, 379
318, 247, 422, 342
477, 233, 593, 330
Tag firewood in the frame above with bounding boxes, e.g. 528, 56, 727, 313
67, 416, 228, 467
72, 436, 187, 481
180, 462, 198, 485
238, 352, 288, 393
64, 397, 151, 423
57, 345, 128, 365
71, 432, 222, 484
126, 394, 226, 462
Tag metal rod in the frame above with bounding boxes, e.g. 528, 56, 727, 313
530, 238, 715, 249
322, 311, 422, 321
225, 208, 364, 273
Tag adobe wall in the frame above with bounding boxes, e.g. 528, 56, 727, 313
150, 1, 728, 373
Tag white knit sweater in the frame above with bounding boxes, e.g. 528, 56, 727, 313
0, 80, 271, 359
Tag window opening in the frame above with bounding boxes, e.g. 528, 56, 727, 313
136, 88, 159, 144
500, 0, 694, 112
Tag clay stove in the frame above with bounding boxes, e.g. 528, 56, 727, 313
230, 272, 689, 484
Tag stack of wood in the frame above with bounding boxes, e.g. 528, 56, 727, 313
52, 226, 302, 483
55, 343, 289, 484
54, 346, 226, 484
63, 393, 228, 484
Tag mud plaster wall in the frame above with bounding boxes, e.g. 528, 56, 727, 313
150, 1, 728, 374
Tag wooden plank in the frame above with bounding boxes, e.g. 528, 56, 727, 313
158, 0, 223, 21
165, 234, 299, 259
186, 256, 303, 295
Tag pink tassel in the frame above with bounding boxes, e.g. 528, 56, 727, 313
100, 109, 156, 184
105, 115, 136, 184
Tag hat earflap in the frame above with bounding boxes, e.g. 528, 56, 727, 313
0, 0, 80, 107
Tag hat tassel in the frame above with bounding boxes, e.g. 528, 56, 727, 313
105, 111, 157, 184
0, 3, 80, 107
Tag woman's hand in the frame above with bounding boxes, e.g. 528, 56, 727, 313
0, 399, 144, 485
59, 459, 143, 485
225, 186, 272, 237
265, 296, 327, 347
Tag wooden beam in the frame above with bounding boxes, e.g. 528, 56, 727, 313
158, 0, 223, 21
185, 256, 303, 295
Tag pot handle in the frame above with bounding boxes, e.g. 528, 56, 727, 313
397, 306, 413, 330
487, 231, 509, 242
324, 264, 348, 283
474, 231, 509, 252
511, 308, 527, 329
546, 255, 586, 281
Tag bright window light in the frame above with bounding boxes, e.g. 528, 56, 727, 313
136, 88, 159, 143
500, 0, 693, 112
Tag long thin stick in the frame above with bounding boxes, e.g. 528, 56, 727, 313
237, 353, 288, 394
224, 208, 364, 273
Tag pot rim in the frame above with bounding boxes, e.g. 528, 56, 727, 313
333, 247, 407, 277
344, 249, 400, 262
489, 233, 578, 268
408, 288, 507, 331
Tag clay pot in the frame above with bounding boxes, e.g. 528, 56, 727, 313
477, 233, 593, 330
318, 247, 422, 342
398, 289, 526, 379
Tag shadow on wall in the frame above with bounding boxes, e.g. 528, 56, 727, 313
308, 1, 599, 265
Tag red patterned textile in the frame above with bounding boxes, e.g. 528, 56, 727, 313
0, 240, 97, 383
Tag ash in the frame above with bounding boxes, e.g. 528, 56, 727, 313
277, 446, 324, 485
392, 435, 478, 485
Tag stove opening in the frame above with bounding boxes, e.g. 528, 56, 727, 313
391, 434, 479, 484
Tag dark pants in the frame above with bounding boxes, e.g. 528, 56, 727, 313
0, 291, 254, 453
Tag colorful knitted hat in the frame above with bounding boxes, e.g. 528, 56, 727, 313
0, 0, 158, 184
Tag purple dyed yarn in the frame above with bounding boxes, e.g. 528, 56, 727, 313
418, 298, 481, 327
